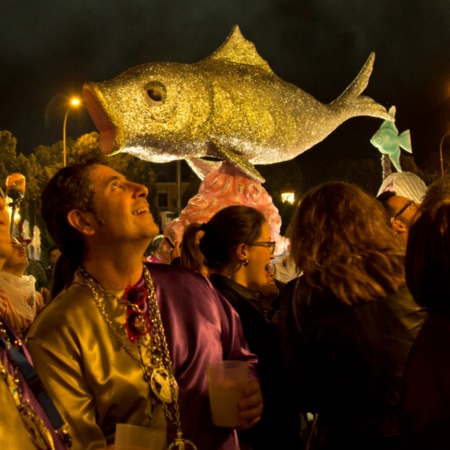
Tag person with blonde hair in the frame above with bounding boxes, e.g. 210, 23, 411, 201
279, 181, 426, 450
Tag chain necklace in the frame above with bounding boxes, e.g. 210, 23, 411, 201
0, 321, 56, 450
79, 265, 197, 450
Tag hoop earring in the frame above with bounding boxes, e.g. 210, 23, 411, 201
243, 259, 249, 266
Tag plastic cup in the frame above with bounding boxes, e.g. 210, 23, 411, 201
114, 423, 166, 450
207, 360, 249, 427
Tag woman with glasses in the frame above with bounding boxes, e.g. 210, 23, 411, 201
199, 205, 300, 449
278, 181, 427, 450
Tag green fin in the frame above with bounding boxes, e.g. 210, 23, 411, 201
205, 25, 273, 74
388, 106, 397, 118
398, 129, 412, 153
389, 151, 402, 172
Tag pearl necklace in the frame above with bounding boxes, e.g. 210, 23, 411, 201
79, 265, 197, 449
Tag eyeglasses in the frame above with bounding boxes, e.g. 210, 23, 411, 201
123, 285, 150, 343
390, 200, 416, 224
247, 241, 276, 254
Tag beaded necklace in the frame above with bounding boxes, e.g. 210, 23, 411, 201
0, 321, 56, 450
79, 265, 197, 450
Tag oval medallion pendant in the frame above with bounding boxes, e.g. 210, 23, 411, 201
150, 367, 178, 403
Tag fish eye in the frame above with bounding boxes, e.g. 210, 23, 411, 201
145, 82, 166, 106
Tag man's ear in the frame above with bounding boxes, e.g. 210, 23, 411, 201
391, 219, 407, 234
67, 209, 97, 236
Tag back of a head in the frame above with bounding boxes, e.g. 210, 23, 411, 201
199, 205, 266, 270
406, 195, 450, 309
180, 223, 205, 273
290, 181, 405, 304
41, 159, 101, 267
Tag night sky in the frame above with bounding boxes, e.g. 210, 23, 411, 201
1, 0, 450, 188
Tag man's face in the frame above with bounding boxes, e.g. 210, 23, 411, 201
388, 195, 419, 229
0, 193, 12, 263
87, 165, 159, 244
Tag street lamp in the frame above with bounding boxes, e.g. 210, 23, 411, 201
62, 97, 81, 167
281, 191, 295, 204
5, 173, 26, 235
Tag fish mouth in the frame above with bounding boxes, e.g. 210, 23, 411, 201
82, 83, 119, 154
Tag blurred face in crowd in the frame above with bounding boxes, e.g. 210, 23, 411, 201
0, 191, 11, 266
49, 248, 61, 265
2, 237, 28, 276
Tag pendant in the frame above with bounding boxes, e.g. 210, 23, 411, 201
168, 431, 198, 450
150, 367, 178, 404
19, 403, 55, 450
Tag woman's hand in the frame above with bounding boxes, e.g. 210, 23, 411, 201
237, 379, 263, 429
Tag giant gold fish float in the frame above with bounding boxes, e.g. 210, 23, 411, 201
83, 25, 393, 182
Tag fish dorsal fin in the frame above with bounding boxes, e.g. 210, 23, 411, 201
205, 25, 273, 74
388, 106, 396, 118
379, 105, 398, 131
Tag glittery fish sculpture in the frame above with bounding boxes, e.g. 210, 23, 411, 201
370, 106, 412, 172
82, 25, 393, 182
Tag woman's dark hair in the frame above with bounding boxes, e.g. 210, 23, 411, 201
199, 205, 267, 270
41, 158, 103, 269
406, 195, 450, 309
180, 222, 206, 274
289, 181, 405, 305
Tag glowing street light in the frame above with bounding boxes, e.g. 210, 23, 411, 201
62, 97, 81, 167
281, 191, 295, 204
5, 173, 26, 235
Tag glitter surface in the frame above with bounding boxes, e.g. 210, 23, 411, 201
82, 25, 393, 182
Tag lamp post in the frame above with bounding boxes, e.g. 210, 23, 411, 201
5, 173, 26, 235
62, 97, 81, 167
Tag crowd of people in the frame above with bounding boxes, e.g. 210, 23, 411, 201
1, 160, 450, 449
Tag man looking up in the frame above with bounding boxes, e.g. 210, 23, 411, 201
27, 160, 262, 450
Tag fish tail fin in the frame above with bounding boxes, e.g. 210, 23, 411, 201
331, 53, 394, 122
398, 130, 412, 153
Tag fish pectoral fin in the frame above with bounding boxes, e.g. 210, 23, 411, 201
398, 129, 412, 153
186, 157, 223, 180
210, 142, 265, 183
388, 106, 397, 118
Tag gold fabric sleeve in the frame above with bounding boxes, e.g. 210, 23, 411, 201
27, 284, 166, 450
